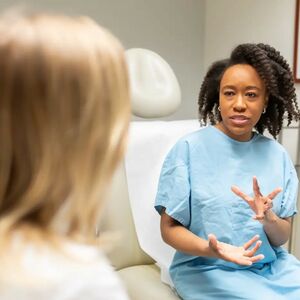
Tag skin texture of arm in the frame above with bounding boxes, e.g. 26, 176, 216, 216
160, 209, 212, 257
160, 208, 264, 266
262, 212, 291, 247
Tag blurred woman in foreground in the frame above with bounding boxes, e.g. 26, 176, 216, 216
0, 11, 130, 300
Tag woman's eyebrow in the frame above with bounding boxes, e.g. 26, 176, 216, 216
245, 86, 261, 91
221, 85, 236, 90
221, 85, 262, 91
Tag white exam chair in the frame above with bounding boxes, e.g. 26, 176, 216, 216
98, 48, 200, 300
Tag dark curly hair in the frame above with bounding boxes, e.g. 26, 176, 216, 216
198, 43, 300, 138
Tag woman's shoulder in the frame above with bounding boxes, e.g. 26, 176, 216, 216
163, 127, 204, 161
255, 133, 288, 153
164, 126, 217, 163
255, 133, 295, 168
173, 125, 211, 149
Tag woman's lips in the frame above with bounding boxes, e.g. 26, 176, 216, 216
229, 115, 250, 126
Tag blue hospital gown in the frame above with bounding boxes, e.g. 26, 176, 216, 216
155, 125, 300, 300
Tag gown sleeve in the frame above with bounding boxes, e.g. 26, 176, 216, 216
278, 152, 299, 218
154, 139, 191, 227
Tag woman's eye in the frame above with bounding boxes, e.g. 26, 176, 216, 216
224, 91, 234, 96
246, 92, 257, 98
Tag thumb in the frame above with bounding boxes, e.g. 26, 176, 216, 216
256, 200, 265, 219
208, 233, 218, 250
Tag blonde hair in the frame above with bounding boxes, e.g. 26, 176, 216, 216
0, 12, 130, 244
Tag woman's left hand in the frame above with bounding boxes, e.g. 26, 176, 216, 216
231, 176, 282, 221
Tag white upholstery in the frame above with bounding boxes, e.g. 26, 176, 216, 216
125, 48, 181, 118
99, 162, 179, 299
119, 265, 180, 300
99, 164, 154, 270
125, 120, 200, 285
98, 48, 184, 299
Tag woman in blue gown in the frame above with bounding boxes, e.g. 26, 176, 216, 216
155, 43, 300, 299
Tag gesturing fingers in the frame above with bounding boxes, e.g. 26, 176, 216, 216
253, 214, 265, 221
232, 254, 264, 266
265, 198, 273, 210
208, 234, 220, 252
231, 186, 253, 203
231, 257, 253, 266
266, 187, 282, 200
253, 176, 262, 197
249, 254, 265, 263
245, 240, 262, 257
243, 235, 260, 250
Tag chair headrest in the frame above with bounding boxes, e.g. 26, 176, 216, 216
125, 48, 181, 118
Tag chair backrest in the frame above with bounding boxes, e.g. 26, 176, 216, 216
98, 163, 154, 270
99, 48, 183, 270
99, 120, 200, 282
125, 48, 181, 118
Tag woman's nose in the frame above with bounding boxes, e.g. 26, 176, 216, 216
233, 94, 247, 111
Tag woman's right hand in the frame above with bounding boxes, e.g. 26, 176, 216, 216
208, 234, 264, 266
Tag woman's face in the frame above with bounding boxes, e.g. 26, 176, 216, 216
217, 64, 267, 142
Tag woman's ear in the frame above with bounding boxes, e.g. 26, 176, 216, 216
262, 94, 269, 114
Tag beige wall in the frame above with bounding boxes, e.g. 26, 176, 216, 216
0, 0, 205, 120
203, 0, 295, 71
203, 0, 300, 119
0, 0, 298, 119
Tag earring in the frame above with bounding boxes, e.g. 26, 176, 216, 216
218, 106, 221, 112
262, 107, 266, 114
